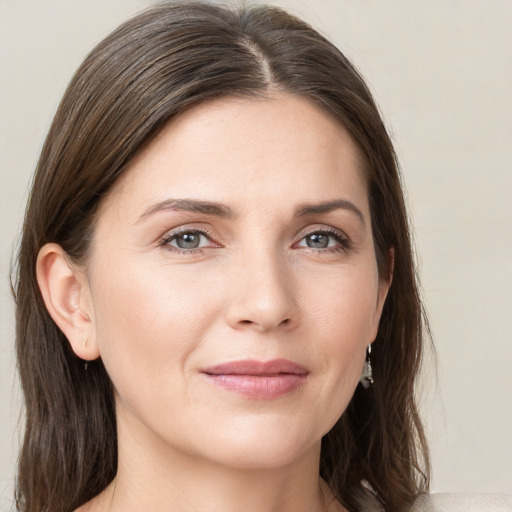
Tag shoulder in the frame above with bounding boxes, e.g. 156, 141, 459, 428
411, 493, 512, 511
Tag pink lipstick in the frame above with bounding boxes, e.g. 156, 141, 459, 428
202, 359, 309, 399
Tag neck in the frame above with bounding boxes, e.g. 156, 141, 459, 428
86, 408, 344, 512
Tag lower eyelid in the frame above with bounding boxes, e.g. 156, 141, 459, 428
159, 226, 224, 254
296, 230, 350, 247
159, 227, 350, 252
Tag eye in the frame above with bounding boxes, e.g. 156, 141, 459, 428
295, 230, 350, 251
162, 229, 215, 251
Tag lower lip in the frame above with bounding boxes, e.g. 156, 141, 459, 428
203, 374, 307, 399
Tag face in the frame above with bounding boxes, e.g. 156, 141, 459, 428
83, 93, 389, 470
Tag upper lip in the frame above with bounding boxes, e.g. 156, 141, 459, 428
202, 359, 309, 376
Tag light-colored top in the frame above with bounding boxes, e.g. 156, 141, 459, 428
411, 493, 512, 511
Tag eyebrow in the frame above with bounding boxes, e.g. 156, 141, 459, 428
137, 197, 365, 226
295, 199, 366, 226
137, 199, 236, 223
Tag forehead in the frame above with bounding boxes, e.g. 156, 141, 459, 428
101, 93, 368, 218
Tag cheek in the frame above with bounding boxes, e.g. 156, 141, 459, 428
300, 264, 379, 429
303, 260, 380, 347
89, 259, 222, 395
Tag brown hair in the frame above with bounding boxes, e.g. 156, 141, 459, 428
13, 2, 430, 511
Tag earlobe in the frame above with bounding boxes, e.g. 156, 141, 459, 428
36, 243, 100, 361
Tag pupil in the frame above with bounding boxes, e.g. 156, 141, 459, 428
177, 233, 200, 249
307, 233, 328, 248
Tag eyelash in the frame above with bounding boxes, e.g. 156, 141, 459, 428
160, 228, 218, 254
159, 227, 351, 254
296, 228, 352, 253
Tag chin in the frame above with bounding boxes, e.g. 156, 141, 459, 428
209, 440, 319, 471
191, 416, 324, 471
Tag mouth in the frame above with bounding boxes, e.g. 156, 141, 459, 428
201, 359, 309, 399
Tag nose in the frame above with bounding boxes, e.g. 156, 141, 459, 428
225, 251, 298, 332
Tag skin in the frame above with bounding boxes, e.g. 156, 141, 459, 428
37, 93, 391, 512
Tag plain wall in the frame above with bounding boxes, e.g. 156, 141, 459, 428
1, 0, 511, 504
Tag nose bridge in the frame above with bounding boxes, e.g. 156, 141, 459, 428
226, 240, 298, 331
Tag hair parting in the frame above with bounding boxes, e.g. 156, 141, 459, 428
13, 3, 430, 511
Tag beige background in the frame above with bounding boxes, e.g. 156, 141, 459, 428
1, 0, 511, 504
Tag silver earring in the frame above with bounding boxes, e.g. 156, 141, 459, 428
359, 344, 374, 389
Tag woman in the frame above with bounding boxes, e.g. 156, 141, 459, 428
13, 2, 430, 511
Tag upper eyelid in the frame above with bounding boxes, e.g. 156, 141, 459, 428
160, 229, 219, 254
162, 223, 346, 234
159, 223, 350, 246
295, 230, 348, 246
161, 224, 349, 239
295, 225, 349, 240
162, 227, 218, 245
162, 224, 215, 238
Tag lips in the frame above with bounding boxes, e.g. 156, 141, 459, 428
201, 359, 309, 399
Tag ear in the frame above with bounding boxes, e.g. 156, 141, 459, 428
371, 247, 395, 341
36, 243, 99, 361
